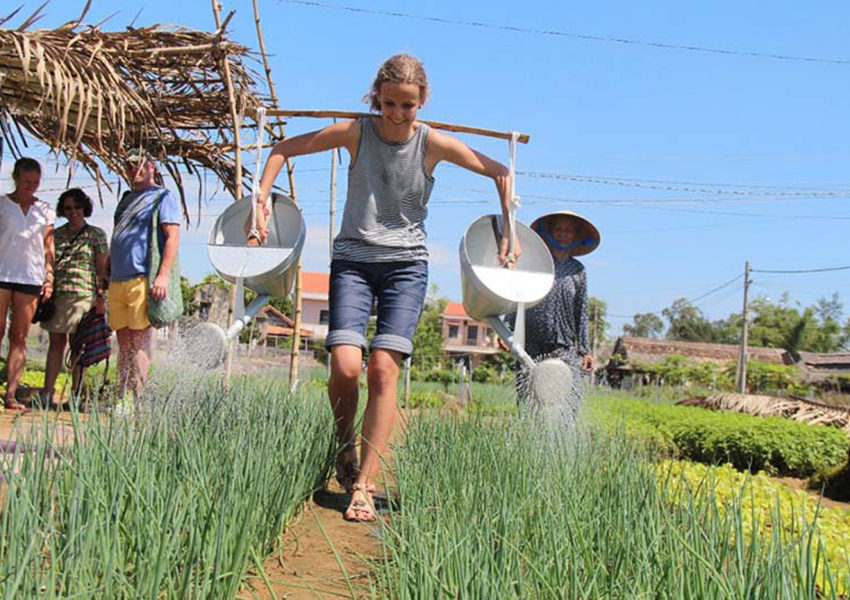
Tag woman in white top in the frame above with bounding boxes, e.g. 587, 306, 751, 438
0, 158, 55, 412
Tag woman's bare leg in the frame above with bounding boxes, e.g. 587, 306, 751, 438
345, 348, 401, 521
328, 345, 363, 487
4, 291, 37, 408
44, 331, 68, 401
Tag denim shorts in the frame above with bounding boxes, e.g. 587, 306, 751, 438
326, 260, 428, 356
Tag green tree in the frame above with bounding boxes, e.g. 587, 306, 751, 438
662, 298, 714, 342
623, 312, 664, 338
588, 296, 609, 347
411, 293, 448, 376
180, 276, 195, 316
812, 293, 849, 351
736, 293, 847, 353
747, 295, 806, 350
708, 314, 740, 344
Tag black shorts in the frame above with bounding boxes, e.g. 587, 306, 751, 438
0, 281, 42, 296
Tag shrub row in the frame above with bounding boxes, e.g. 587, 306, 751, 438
586, 395, 850, 477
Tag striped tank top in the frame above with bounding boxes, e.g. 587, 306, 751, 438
333, 117, 434, 262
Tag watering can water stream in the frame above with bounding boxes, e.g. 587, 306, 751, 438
459, 215, 575, 415
186, 193, 305, 368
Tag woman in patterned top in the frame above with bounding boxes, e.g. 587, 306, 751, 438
504, 210, 600, 424
42, 188, 109, 404
523, 210, 600, 372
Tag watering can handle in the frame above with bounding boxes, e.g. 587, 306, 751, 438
505, 131, 521, 265
250, 107, 268, 240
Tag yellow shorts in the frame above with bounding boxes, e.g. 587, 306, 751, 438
108, 276, 150, 331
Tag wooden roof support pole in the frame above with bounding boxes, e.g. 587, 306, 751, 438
252, 0, 303, 394
212, 0, 243, 387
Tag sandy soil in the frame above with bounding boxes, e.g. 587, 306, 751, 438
241, 483, 385, 599
242, 409, 410, 599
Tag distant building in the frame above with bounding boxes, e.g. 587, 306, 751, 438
606, 336, 788, 388
300, 271, 330, 340
796, 351, 850, 393
253, 305, 314, 349
441, 302, 500, 367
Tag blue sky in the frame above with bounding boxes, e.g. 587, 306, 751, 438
5, 1, 850, 333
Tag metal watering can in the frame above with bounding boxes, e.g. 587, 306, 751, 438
459, 215, 574, 417
186, 193, 305, 368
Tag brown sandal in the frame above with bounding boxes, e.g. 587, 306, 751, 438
3, 402, 30, 414
344, 483, 377, 522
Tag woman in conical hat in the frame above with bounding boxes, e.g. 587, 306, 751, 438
524, 210, 600, 371
505, 210, 600, 423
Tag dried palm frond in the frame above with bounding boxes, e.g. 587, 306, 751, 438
0, 7, 269, 220
679, 393, 850, 433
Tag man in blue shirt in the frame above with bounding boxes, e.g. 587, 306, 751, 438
107, 149, 181, 402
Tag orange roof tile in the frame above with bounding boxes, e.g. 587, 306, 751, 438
444, 302, 468, 318
302, 271, 330, 295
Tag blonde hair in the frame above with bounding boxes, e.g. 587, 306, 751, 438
365, 54, 429, 111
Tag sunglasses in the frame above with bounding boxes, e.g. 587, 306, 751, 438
63, 204, 84, 211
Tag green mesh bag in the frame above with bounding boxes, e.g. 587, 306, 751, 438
146, 191, 183, 328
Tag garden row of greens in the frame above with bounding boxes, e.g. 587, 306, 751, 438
660, 459, 850, 597
585, 394, 850, 477
374, 416, 847, 598
0, 375, 336, 598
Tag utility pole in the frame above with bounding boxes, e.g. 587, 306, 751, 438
735, 261, 751, 393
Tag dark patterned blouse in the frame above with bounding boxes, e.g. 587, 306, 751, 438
508, 257, 590, 364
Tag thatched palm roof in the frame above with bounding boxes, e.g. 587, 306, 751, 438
797, 351, 850, 371
0, 6, 268, 220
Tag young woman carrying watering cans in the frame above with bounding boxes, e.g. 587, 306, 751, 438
254, 54, 518, 521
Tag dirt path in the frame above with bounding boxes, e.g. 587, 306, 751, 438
242, 484, 384, 599
242, 408, 410, 600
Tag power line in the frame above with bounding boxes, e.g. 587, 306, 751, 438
752, 265, 850, 274
608, 273, 743, 318
632, 205, 850, 221
518, 170, 850, 197
280, 0, 850, 65
689, 275, 745, 303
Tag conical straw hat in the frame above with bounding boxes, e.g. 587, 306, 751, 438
530, 210, 601, 257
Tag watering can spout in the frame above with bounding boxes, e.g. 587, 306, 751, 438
486, 317, 535, 371
225, 294, 271, 340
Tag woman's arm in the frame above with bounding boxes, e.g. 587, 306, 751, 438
42, 224, 54, 299
258, 120, 360, 202
426, 130, 519, 264
249, 120, 359, 244
94, 250, 109, 284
